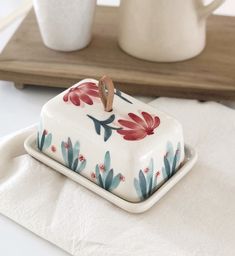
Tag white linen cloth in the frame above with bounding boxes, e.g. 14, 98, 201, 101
0, 98, 235, 256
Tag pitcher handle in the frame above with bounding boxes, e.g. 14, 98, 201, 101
199, 0, 225, 18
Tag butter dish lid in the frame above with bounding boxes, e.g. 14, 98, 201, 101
41, 76, 182, 150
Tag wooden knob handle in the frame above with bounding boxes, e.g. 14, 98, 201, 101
98, 75, 114, 112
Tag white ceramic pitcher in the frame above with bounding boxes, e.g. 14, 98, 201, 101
33, 0, 96, 51
118, 0, 225, 62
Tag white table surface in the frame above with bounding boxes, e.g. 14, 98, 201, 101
0, 1, 234, 255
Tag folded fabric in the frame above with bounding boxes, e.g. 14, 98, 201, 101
0, 98, 234, 256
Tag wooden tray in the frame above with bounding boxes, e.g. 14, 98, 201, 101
0, 6, 234, 100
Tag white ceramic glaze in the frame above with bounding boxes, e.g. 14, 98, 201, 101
118, 0, 225, 62
37, 79, 185, 202
33, 0, 96, 51
24, 134, 197, 213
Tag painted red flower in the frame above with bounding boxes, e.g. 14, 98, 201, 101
99, 164, 105, 172
144, 167, 149, 173
91, 172, 96, 179
156, 171, 160, 177
120, 174, 125, 182
79, 154, 85, 161
117, 112, 160, 141
64, 142, 70, 149
63, 82, 99, 106
51, 145, 56, 152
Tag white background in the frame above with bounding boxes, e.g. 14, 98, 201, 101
0, 0, 234, 255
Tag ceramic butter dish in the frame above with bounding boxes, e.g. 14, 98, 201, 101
35, 76, 186, 203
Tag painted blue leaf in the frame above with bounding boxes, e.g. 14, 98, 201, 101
40, 132, 46, 151
43, 133, 52, 150
67, 137, 73, 169
61, 141, 67, 166
76, 159, 86, 173
166, 141, 174, 164
104, 151, 111, 172
153, 175, 158, 190
98, 174, 104, 188
162, 166, 167, 180
134, 178, 143, 200
104, 127, 112, 142
148, 176, 153, 197
88, 114, 117, 141
105, 169, 113, 190
139, 170, 147, 199
73, 141, 80, 159
110, 173, 121, 190
72, 158, 78, 171
103, 170, 109, 182
115, 89, 121, 96
115, 89, 133, 104
172, 151, 178, 174
94, 120, 101, 135
164, 156, 171, 179
101, 114, 115, 125
146, 159, 154, 186
95, 164, 100, 178
172, 143, 181, 175
87, 115, 101, 135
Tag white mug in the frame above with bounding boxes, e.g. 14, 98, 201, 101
33, 0, 96, 51
118, 0, 225, 62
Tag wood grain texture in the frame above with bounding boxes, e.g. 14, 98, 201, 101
0, 6, 234, 100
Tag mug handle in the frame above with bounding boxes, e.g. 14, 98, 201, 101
200, 0, 225, 17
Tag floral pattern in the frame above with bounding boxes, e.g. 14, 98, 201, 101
134, 159, 160, 200
36, 127, 182, 200
134, 141, 181, 201
117, 112, 160, 141
162, 142, 181, 180
63, 82, 99, 106
61, 137, 86, 173
91, 151, 125, 191
37, 128, 52, 152
63, 83, 133, 108
87, 114, 121, 142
